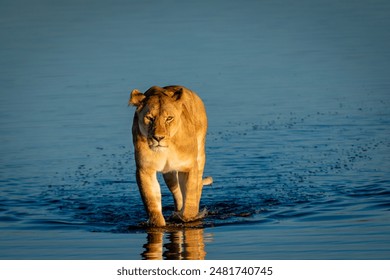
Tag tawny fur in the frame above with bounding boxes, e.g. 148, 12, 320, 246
129, 85, 212, 227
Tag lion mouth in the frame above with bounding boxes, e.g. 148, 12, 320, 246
148, 141, 168, 150
148, 137, 168, 151
151, 144, 167, 148
149, 144, 168, 152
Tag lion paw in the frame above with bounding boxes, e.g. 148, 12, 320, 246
147, 214, 166, 227
170, 208, 208, 223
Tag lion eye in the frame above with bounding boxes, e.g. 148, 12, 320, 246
166, 116, 174, 123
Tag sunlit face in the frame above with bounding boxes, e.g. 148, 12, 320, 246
137, 95, 182, 151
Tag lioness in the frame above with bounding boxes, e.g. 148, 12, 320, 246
129, 85, 212, 227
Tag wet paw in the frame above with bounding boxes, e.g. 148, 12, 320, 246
169, 208, 208, 223
147, 214, 166, 227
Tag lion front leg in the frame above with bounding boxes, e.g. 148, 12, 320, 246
136, 169, 166, 227
178, 169, 201, 222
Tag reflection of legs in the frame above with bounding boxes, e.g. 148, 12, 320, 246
136, 169, 165, 227
183, 228, 206, 260
141, 230, 163, 260
163, 171, 183, 212
164, 231, 184, 260
142, 229, 206, 260
164, 229, 206, 260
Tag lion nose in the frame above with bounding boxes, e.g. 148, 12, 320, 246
153, 135, 165, 142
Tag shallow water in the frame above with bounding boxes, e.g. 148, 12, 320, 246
1, 0, 390, 259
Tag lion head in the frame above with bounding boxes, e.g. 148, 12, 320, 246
129, 86, 184, 151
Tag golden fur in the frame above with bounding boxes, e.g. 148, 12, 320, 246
129, 85, 212, 227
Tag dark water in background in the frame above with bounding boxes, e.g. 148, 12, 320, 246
1, 0, 390, 259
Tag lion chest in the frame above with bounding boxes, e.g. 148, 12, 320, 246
138, 148, 195, 173
162, 155, 194, 173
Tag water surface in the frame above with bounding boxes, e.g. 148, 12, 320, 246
1, 0, 389, 259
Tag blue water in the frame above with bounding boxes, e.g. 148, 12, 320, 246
1, 0, 390, 259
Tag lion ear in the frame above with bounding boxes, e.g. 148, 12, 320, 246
129, 89, 145, 107
172, 88, 184, 101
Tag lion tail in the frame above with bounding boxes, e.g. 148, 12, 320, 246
202, 176, 213, 186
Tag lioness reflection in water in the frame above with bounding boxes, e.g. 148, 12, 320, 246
141, 226, 211, 260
